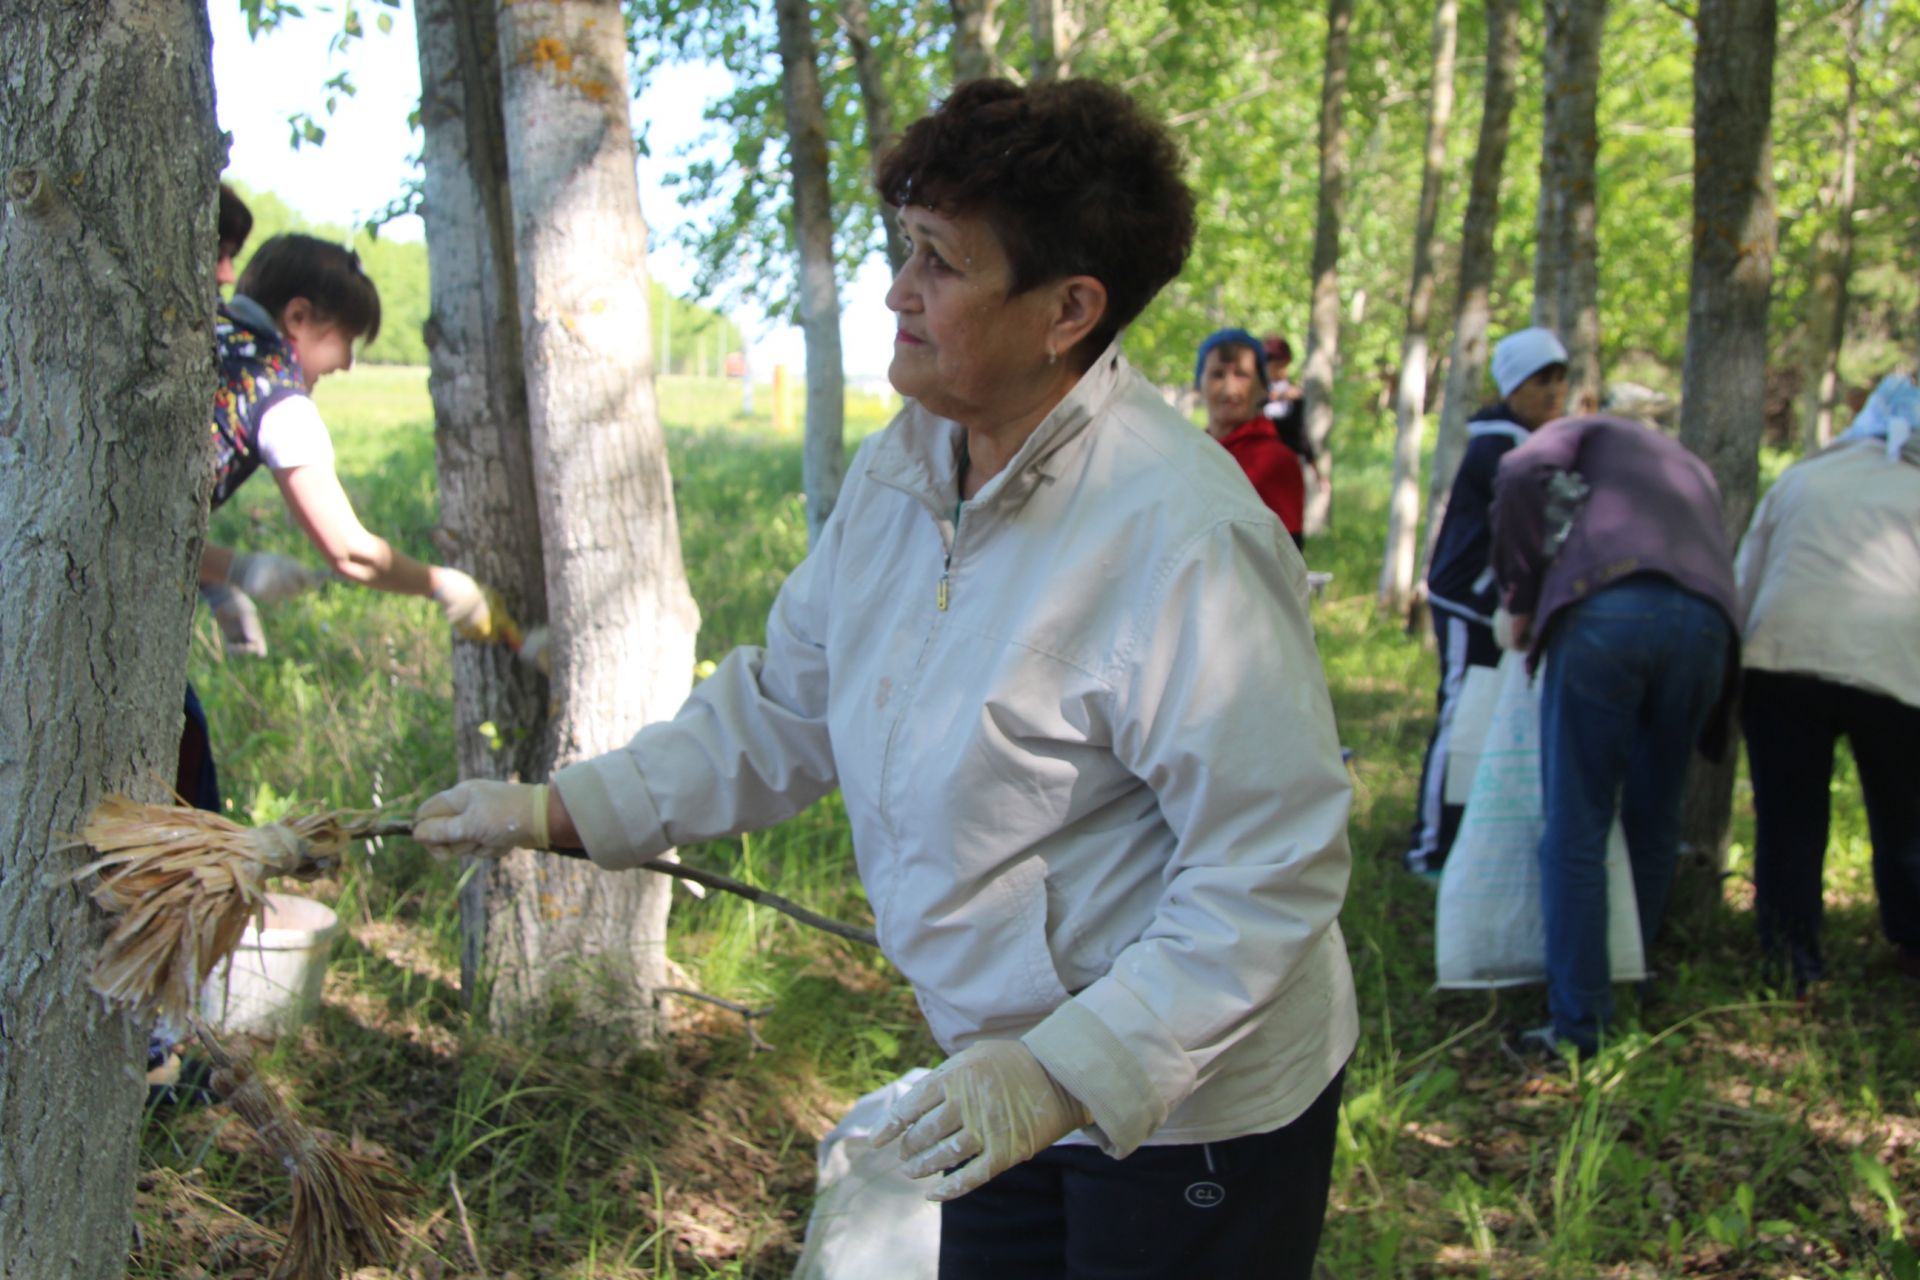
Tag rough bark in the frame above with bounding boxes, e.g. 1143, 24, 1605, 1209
0, 4, 220, 1274
1301, 0, 1354, 536
1675, 0, 1777, 897
1801, 3, 1858, 452
840, 0, 910, 274
1029, 0, 1081, 83
1532, 0, 1606, 413
777, 0, 849, 543
415, 0, 553, 1004
1380, 0, 1459, 614
950, 0, 1004, 83
1420, 0, 1520, 602
493, 0, 700, 1041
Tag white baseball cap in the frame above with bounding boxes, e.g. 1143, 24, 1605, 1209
1492, 327, 1569, 397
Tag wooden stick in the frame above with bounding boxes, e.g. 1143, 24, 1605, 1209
355, 818, 878, 949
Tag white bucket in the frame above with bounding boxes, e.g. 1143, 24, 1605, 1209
199, 892, 341, 1036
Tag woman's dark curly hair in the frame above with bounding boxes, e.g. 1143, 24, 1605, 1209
876, 78, 1196, 369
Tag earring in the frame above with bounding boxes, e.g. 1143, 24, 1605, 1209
1046, 347, 1057, 366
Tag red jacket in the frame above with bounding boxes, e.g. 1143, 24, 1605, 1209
1215, 418, 1305, 533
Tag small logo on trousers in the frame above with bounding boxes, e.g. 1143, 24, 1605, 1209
1184, 1181, 1226, 1208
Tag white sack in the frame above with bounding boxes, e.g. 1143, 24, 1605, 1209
793, 1069, 940, 1280
1435, 653, 1647, 989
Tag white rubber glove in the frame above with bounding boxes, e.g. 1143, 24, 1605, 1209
874, 1040, 1092, 1202
200, 583, 267, 658
412, 781, 549, 859
431, 568, 509, 643
226, 551, 323, 604
1491, 607, 1532, 652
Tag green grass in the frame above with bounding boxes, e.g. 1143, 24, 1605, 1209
139, 367, 1920, 1279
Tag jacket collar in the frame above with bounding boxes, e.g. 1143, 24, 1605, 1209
867, 338, 1132, 518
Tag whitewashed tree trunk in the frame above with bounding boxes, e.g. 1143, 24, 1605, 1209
1802, 4, 1858, 452
1421, 0, 1520, 598
1030, 0, 1081, 82
840, 0, 911, 274
415, 0, 556, 1002
950, 0, 1004, 83
493, 0, 700, 1042
1533, 0, 1606, 413
1301, 0, 1354, 536
1380, 0, 1458, 614
0, 3, 220, 1273
777, 0, 849, 543
1676, 0, 1777, 888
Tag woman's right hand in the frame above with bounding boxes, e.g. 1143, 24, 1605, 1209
413, 781, 550, 859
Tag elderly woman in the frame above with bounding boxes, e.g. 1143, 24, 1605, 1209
1196, 327, 1308, 545
415, 78, 1356, 1280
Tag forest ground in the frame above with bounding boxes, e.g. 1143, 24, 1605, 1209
131, 367, 1919, 1279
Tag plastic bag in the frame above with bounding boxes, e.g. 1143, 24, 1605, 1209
1435, 653, 1646, 989
792, 1069, 940, 1280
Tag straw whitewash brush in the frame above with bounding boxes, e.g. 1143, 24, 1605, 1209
66, 796, 368, 1025
68, 794, 877, 1026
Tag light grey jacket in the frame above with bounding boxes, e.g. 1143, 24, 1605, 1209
554, 342, 1357, 1156
1737, 434, 1920, 709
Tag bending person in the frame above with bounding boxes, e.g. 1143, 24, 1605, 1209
202, 233, 507, 648
416, 78, 1356, 1280
1736, 374, 1920, 990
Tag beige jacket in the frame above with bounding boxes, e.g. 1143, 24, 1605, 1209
1736, 435, 1920, 709
555, 342, 1357, 1156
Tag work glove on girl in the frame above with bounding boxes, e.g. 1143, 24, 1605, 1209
874, 1040, 1092, 1201
431, 568, 514, 644
225, 550, 325, 604
200, 583, 268, 658
413, 780, 549, 859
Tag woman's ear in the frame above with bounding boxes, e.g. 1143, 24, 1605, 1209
1047, 276, 1108, 358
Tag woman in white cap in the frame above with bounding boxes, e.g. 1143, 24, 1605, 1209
1403, 326, 1568, 878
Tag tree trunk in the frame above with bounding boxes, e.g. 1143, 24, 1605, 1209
414, 0, 555, 1003
1301, 0, 1354, 536
1532, 0, 1606, 414
840, 0, 911, 274
1801, 5, 1858, 452
1421, 0, 1520, 601
950, 0, 1003, 83
493, 0, 701, 1042
1380, 0, 1459, 614
777, 0, 849, 543
0, 4, 220, 1274
1030, 0, 1081, 83
1674, 0, 1777, 899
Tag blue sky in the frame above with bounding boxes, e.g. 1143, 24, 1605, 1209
208, 2, 895, 378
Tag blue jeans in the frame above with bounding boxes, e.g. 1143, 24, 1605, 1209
1537, 578, 1730, 1052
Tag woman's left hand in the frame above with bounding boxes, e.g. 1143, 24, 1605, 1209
875, 1040, 1092, 1201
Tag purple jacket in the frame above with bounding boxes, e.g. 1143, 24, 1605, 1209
1491, 415, 1743, 751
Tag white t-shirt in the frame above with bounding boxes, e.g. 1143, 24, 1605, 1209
256, 395, 336, 472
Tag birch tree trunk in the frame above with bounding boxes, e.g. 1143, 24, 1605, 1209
1380, 0, 1459, 614
1421, 0, 1520, 599
777, 0, 849, 543
1801, 4, 1858, 452
841, 0, 910, 274
1301, 0, 1354, 536
1675, 0, 1777, 895
1030, 0, 1081, 83
415, 0, 555, 1002
0, 4, 220, 1273
1532, 0, 1606, 413
951, 0, 1004, 83
493, 0, 700, 1041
